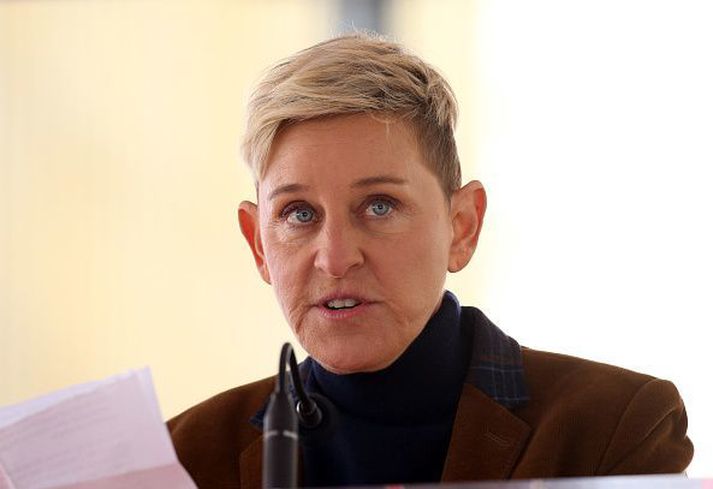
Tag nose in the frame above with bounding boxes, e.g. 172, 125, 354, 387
313, 216, 364, 278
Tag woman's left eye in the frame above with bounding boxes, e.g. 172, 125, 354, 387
365, 199, 394, 217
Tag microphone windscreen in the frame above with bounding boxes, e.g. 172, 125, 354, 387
298, 392, 339, 448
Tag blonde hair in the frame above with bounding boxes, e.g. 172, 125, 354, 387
242, 32, 462, 196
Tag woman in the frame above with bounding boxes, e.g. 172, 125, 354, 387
168, 33, 693, 488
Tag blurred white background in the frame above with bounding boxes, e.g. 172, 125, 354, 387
1, 0, 710, 476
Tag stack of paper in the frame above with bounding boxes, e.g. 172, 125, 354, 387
0, 369, 196, 489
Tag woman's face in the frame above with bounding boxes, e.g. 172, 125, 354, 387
240, 114, 462, 374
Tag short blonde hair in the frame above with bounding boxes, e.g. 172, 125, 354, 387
242, 32, 462, 196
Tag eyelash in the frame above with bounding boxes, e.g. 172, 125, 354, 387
280, 202, 318, 224
279, 196, 399, 225
364, 196, 397, 217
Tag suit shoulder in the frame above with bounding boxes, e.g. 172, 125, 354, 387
166, 377, 275, 486
517, 347, 682, 434
169, 375, 274, 426
167, 375, 274, 451
521, 347, 657, 394
516, 348, 692, 474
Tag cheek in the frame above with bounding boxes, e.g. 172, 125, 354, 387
262, 237, 312, 318
383, 221, 451, 277
264, 247, 298, 294
262, 226, 300, 277
369, 226, 451, 313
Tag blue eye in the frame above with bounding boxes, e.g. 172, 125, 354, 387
366, 200, 393, 217
286, 207, 315, 224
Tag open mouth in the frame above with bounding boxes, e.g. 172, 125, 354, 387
324, 298, 363, 310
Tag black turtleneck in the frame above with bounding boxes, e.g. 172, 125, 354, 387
300, 291, 473, 486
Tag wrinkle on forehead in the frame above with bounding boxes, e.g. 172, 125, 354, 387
260, 114, 421, 186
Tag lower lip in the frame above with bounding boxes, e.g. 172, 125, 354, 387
316, 302, 374, 320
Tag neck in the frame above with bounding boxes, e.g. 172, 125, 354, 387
307, 291, 471, 424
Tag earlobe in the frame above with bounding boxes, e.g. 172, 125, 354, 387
238, 201, 271, 284
448, 181, 487, 273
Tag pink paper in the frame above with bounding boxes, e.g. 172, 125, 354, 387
0, 463, 17, 489
0, 369, 196, 489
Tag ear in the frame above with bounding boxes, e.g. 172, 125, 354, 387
448, 180, 487, 272
238, 201, 271, 284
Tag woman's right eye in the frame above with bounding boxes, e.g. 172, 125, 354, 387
285, 206, 316, 225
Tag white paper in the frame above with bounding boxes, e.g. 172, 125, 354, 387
0, 369, 196, 489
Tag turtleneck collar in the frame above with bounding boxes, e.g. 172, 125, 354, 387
304, 291, 471, 424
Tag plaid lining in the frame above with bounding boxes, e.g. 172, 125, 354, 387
461, 306, 529, 408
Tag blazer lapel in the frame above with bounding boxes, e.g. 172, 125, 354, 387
441, 384, 531, 482
239, 436, 263, 489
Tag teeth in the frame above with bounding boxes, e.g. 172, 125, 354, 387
326, 298, 360, 309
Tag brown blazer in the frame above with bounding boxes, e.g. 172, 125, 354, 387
168, 349, 693, 488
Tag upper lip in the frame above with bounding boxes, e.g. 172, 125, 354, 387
317, 293, 372, 306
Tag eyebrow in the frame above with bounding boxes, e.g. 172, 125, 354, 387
267, 183, 308, 201
267, 175, 408, 201
351, 175, 408, 188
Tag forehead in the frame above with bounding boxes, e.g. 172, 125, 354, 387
260, 114, 426, 189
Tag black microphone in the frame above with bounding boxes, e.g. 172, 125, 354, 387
263, 344, 299, 489
263, 343, 335, 489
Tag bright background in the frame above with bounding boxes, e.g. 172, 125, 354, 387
1, 0, 710, 476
